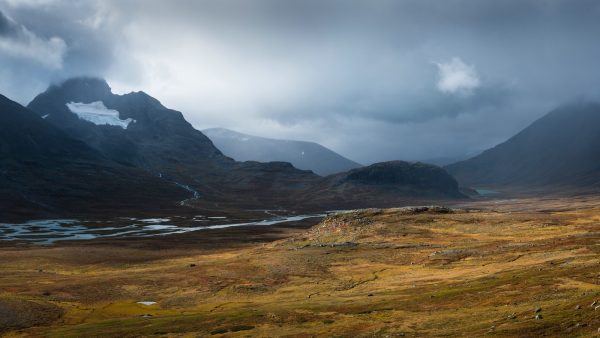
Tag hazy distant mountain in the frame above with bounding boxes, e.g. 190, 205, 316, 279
446, 102, 600, 188
0, 93, 187, 219
203, 128, 362, 176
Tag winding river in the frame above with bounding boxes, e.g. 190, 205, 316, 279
0, 214, 324, 245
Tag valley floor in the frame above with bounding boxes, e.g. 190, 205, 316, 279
1, 197, 600, 337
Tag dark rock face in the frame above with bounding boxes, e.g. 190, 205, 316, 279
446, 102, 600, 188
0, 94, 188, 220
203, 127, 362, 176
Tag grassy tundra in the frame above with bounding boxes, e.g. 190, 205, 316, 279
1, 198, 600, 337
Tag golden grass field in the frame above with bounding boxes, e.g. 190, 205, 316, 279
1, 197, 600, 337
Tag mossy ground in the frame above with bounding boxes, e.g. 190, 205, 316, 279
1, 198, 600, 337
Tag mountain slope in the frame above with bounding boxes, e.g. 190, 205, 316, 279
446, 102, 600, 188
0, 94, 189, 220
203, 128, 362, 176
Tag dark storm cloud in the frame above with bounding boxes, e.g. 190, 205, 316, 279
0, 6, 68, 100
0, 1, 115, 102
264, 75, 513, 125
1, 0, 600, 164
0, 10, 17, 35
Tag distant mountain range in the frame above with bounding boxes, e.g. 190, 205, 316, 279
0, 77, 465, 219
203, 128, 362, 176
446, 102, 600, 189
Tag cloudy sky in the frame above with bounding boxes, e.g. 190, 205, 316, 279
1, 0, 600, 165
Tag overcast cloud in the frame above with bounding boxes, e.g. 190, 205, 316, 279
1, 0, 600, 164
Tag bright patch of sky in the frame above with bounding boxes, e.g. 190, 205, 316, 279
435, 58, 480, 95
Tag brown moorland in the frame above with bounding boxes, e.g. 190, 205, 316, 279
1, 197, 600, 337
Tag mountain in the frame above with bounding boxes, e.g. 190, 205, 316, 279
295, 161, 464, 210
20, 77, 465, 215
27, 77, 223, 169
336, 161, 462, 195
203, 128, 362, 176
0, 94, 188, 220
26, 77, 325, 209
446, 102, 600, 188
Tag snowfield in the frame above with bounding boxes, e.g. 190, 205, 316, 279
66, 101, 134, 129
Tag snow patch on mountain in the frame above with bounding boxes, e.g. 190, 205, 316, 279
66, 101, 134, 129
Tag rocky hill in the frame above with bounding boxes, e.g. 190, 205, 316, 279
300, 161, 465, 210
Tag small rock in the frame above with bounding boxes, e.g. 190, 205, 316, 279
368, 293, 374, 297
595, 305, 600, 311
575, 304, 581, 310
189, 263, 196, 267
592, 300, 598, 308
507, 313, 517, 319
535, 314, 543, 320
535, 307, 542, 313
141, 314, 153, 318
